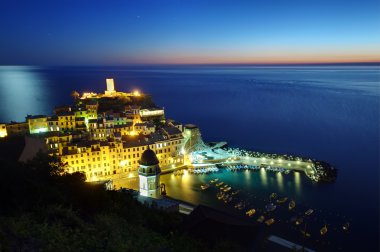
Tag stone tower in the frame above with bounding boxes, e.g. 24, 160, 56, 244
138, 148, 161, 199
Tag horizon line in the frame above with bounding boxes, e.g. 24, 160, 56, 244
1, 61, 380, 68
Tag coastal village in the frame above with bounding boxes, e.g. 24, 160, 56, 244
0, 78, 342, 251
0, 78, 336, 188
0, 79, 188, 184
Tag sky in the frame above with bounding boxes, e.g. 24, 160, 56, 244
0, 0, 379, 65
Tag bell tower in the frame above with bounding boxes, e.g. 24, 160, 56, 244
138, 148, 161, 199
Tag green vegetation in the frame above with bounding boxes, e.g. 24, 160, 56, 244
0, 154, 246, 252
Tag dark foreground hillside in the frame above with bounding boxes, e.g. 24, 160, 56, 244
0, 154, 246, 252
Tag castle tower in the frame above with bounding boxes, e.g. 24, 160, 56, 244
138, 148, 161, 199
105, 78, 116, 95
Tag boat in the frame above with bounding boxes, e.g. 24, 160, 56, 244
265, 218, 275, 226
269, 193, 277, 200
265, 203, 276, 212
257, 215, 265, 223
223, 196, 232, 203
217, 192, 224, 200
288, 200, 296, 210
234, 202, 245, 210
216, 182, 224, 187
200, 184, 210, 190
295, 217, 303, 225
231, 190, 240, 196
320, 225, 328, 235
276, 197, 288, 204
301, 230, 311, 238
305, 209, 314, 216
246, 209, 256, 217
342, 222, 350, 231
223, 186, 232, 192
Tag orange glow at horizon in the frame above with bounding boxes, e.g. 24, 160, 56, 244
126, 47, 380, 65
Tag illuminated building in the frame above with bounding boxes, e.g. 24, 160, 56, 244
127, 105, 142, 125
56, 111, 76, 132
183, 124, 206, 152
3, 79, 185, 183
0, 124, 7, 138
74, 106, 97, 124
44, 132, 73, 154
113, 122, 134, 136
48, 116, 59, 132
5, 121, 28, 136
80, 79, 148, 99
27, 115, 48, 134
139, 108, 165, 122
134, 122, 155, 135
84, 100, 99, 115
138, 148, 161, 198
57, 125, 184, 181
105, 78, 116, 95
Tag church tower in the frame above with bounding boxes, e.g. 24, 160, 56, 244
138, 148, 161, 199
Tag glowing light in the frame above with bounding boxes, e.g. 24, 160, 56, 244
35, 128, 48, 134
133, 90, 141, 96
130, 130, 137, 136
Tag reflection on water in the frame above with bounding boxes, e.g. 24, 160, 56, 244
294, 171, 301, 196
0, 66, 49, 122
259, 168, 267, 186
276, 172, 284, 192
158, 169, 307, 207
243, 169, 251, 182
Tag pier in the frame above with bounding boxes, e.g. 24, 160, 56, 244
188, 145, 336, 183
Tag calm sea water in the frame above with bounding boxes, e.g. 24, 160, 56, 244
0, 65, 379, 250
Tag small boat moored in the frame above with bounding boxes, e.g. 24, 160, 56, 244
343, 222, 350, 231
265, 218, 275, 226
257, 215, 265, 223
246, 209, 256, 217
223, 186, 232, 192
276, 197, 288, 204
216, 182, 224, 187
265, 203, 277, 212
305, 209, 314, 216
320, 225, 328, 235
269, 192, 277, 200
288, 200, 296, 210
295, 217, 303, 225
231, 190, 240, 196
200, 184, 210, 190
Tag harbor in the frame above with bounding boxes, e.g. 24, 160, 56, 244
159, 169, 353, 252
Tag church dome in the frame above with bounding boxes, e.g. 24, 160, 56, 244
139, 148, 159, 166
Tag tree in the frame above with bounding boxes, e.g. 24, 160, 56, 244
71, 90, 80, 101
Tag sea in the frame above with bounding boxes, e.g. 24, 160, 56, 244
0, 65, 379, 251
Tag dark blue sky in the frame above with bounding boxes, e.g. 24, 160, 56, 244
1, 0, 379, 65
